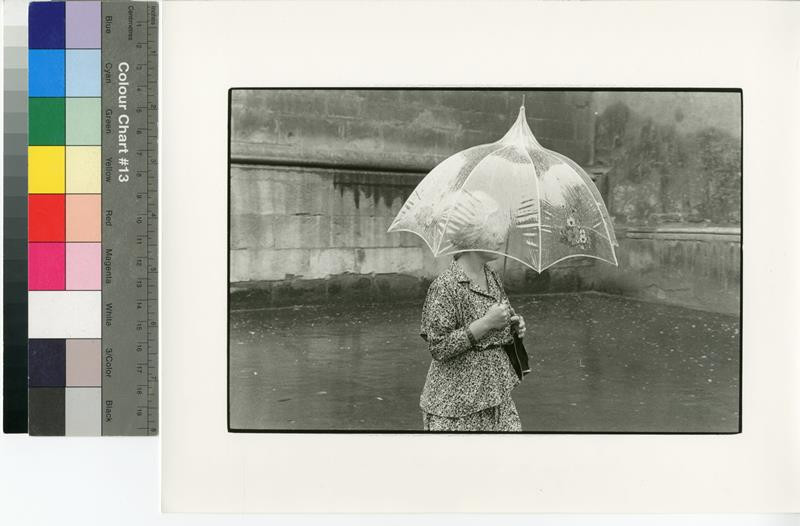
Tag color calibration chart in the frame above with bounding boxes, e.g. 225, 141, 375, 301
26, 1, 158, 436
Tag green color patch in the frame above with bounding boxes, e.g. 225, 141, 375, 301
66, 97, 101, 146
29, 98, 66, 145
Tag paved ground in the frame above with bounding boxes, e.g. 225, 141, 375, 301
229, 293, 740, 432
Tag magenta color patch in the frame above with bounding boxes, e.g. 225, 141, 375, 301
29, 243, 65, 290
66, 1, 101, 49
65, 243, 101, 290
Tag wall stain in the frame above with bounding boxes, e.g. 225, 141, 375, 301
594, 102, 741, 226
333, 172, 422, 210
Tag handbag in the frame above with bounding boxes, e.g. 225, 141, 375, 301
502, 328, 531, 381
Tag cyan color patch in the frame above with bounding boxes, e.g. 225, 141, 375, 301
29, 50, 65, 97
66, 50, 101, 97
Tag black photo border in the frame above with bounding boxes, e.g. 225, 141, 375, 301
226, 87, 744, 435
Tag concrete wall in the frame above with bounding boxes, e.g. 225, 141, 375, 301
229, 90, 741, 314
231, 89, 593, 170
602, 227, 740, 315
585, 92, 741, 313
593, 91, 741, 140
503, 227, 741, 315
592, 91, 741, 226
499, 227, 740, 315
229, 163, 444, 307
229, 89, 593, 308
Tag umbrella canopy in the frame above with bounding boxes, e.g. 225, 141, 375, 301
387, 105, 619, 273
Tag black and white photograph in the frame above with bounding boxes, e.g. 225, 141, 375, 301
227, 88, 742, 433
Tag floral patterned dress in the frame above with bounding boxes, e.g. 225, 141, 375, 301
419, 260, 522, 432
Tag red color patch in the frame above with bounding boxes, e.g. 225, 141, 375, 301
29, 194, 65, 242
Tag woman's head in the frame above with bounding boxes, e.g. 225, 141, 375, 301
445, 190, 511, 259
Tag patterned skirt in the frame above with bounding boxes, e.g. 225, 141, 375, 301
422, 396, 522, 432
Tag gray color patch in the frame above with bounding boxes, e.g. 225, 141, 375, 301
66, 388, 102, 436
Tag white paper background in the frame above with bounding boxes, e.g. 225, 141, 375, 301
160, 0, 800, 513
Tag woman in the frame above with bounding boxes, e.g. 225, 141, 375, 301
419, 190, 527, 432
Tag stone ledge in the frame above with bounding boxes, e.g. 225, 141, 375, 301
616, 225, 741, 243
231, 161, 427, 181
230, 272, 432, 309
230, 263, 598, 309
230, 149, 440, 175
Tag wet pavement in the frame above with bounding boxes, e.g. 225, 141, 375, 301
229, 293, 740, 432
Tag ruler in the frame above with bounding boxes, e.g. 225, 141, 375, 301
101, 2, 158, 436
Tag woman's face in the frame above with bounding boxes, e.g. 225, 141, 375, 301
479, 251, 500, 263
468, 229, 504, 263
482, 217, 508, 253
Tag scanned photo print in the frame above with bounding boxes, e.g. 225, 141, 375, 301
227, 89, 742, 433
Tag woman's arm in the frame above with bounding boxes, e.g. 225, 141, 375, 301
420, 281, 508, 361
426, 325, 474, 362
420, 281, 478, 361
490, 268, 527, 338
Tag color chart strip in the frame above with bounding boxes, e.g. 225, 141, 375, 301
23, 1, 158, 437
28, 1, 103, 436
4, 0, 30, 433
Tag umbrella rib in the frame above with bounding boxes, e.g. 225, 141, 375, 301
542, 253, 618, 271
516, 145, 542, 271
439, 248, 541, 273
386, 227, 437, 255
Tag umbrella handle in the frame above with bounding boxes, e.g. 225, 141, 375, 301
502, 227, 511, 282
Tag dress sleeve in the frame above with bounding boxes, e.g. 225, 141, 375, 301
419, 280, 474, 361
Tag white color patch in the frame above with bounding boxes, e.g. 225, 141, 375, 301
28, 291, 101, 338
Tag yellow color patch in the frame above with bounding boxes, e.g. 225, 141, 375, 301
66, 146, 101, 193
29, 146, 65, 194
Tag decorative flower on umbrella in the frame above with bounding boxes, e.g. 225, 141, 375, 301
559, 205, 593, 250
388, 104, 618, 272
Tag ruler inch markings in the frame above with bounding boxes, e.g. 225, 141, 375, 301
101, 2, 158, 436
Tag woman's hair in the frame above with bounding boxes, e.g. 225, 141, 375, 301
443, 190, 511, 254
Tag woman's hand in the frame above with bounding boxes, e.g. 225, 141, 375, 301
482, 303, 511, 330
509, 313, 527, 338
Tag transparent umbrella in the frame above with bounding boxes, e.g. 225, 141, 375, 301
387, 104, 618, 272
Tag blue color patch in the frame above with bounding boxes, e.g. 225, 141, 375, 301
66, 50, 101, 97
29, 50, 65, 97
29, 2, 65, 50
